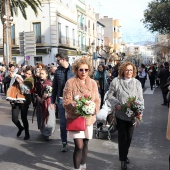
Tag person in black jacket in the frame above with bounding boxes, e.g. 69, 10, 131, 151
158, 62, 170, 106
147, 64, 157, 90
51, 52, 74, 152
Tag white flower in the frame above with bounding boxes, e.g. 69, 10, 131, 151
74, 95, 80, 100
126, 108, 134, 117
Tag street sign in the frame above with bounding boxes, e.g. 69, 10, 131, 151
19, 32, 24, 56
24, 32, 36, 56
19, 31, 36, 57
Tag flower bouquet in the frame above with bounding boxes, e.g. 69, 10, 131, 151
72, 94, 95, 117
44, 86, 53, 97
122, 96, 144, 125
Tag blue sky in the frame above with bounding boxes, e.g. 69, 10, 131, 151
87, 0, 156, 43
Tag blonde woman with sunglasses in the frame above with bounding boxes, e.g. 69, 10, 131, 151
63, 58, 100, 170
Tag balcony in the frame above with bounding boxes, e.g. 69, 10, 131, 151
78, 23, 87, 32
81, 44, 88, 52
58, 36, 78, 47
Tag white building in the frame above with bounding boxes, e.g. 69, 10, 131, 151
0, 0, 79, 65
0, 0, 105, 66
126, 44, 156, 66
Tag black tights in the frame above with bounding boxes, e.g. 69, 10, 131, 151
12, 103, 29, 135
73, 138, 89, 169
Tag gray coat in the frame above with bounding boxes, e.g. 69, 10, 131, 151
106, 77, 144, 121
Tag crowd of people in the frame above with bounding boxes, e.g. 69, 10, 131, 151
0, 54, 170, 170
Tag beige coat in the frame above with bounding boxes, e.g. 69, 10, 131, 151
166, 106, 170, 140
63, 76, 100, 126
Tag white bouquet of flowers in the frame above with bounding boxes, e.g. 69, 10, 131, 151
72, 94, 95, 117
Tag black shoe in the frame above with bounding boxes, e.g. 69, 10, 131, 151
60, 143, 68, 152
45, 136, 50, 141
121, 161, 127, 170
24, 134, 30, 140
17, 127, 24, 137
126, 157, 130, 164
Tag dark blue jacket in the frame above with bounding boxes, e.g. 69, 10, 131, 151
158, 68, 170, 87
51, 65, 74, 104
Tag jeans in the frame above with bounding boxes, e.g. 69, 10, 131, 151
139, 78, 145, 89
57, 98, 67, 144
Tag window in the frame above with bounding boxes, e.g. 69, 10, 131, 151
12, 57, 16, 64
58, 22, 61, 43
34, 56, 42, 65
33, 22, 41, 43
88, 20, 90, 28
11, 24, 15, 44
72, 29, 75, 45
66, 26, 69, 40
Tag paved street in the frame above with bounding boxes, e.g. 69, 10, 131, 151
0, 79, 170, 170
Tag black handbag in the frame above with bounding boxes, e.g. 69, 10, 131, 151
167, 91, 170, 102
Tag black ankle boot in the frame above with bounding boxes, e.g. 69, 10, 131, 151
24, 134, 30, 140
121, 161, 127, 170
17, 127, 24, 137
24, 130, 30, 140
126, 157, 130, 164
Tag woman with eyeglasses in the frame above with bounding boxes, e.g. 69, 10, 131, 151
7, 67, 34, 140
94, 64, 109, 108
34, 68, 54, 141
63, 58, 100, 170
105, 62, 144, 170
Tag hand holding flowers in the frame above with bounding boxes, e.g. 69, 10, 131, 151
44, 86, 53, 97
72, 94, 95, 117
122, 96, 144, 125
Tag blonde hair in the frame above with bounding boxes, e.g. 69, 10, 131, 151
118, 61, 137, 78
72, 58, 93, 76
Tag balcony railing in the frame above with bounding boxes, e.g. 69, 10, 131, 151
58, 36, 78, 47
78, 23, 87, 32
36, 35, 45, 44
81, 44, 88, 52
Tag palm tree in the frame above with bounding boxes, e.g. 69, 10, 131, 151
0, 0, 41, 64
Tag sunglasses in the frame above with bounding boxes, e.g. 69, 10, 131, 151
78, 68, 89, 72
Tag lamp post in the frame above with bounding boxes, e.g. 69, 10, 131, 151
2, 0, 13, 65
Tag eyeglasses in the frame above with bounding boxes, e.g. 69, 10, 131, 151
125, 69, 133, 72
78, 68, 89, 72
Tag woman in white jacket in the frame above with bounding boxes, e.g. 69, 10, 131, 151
106, 61, 144, 170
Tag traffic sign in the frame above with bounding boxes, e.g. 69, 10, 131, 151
19, 31, 36, 57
